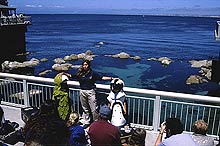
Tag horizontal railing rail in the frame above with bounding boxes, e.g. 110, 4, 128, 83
0, 72, 219, 139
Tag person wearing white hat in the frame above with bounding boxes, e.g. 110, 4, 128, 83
107, 79, 127, 128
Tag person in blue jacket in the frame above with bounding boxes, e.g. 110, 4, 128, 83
67, 111, 88, 146
72, 60, 116, 128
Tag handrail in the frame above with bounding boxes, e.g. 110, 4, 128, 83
1, 72, 220, 136
123, 86, 220, 103
1, 72, 219, 103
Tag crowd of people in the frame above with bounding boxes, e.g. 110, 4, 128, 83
1, 103, 217, 146
0, 59, 219, 146
22, 102, 147, 146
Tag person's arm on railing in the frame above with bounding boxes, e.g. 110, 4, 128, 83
102, 76, 118, 81
154, 122, 166, 146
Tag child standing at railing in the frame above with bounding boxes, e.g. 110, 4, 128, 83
107, 79, 128, 128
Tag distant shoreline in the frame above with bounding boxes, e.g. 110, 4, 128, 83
27, 13, 220, 18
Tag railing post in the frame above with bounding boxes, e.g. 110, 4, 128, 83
153, 95, 161, 131
23, 79, 30, 106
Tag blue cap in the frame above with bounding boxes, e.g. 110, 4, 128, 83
99, 104, 111, 118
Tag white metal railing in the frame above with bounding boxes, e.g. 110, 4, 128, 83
0, 72, 220, 138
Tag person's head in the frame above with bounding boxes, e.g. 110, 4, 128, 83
77, 60, 91, 77
110, 79, 124, 93
39, 99, 58, 117
82, 60, 91, 71
128, 128, 146, 146
99, 104, 111, 120
24, 114, 70, 146
67, 111, 79, 127
165, 118, 183, 138
193, 120, 208, 135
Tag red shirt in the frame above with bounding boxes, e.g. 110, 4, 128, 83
88, 120, 122, 146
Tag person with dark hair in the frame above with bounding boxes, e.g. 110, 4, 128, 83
67, 111, 88, 146
88, 104, 122, 146
71, 60, 116, 128
23, 99, 70, 146
38, 99, 59, 117
123, 128, 146, 146
154, 117, 197, 146
191, 120, 214, 146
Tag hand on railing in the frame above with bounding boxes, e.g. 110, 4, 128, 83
61, 72, 72, 78
159, 121, 166, 134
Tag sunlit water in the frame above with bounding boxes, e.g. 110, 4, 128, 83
23, 14, 220, 95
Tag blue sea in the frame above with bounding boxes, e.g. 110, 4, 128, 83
25, 14, 220, 95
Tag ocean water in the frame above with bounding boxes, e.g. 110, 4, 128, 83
24, 14, 220, 95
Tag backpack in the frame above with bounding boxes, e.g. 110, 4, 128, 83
107, 79, 127, 127
0, 120, 19, 136
111, 101, 126, 127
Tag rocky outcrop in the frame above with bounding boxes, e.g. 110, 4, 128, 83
53, 58, 65, 64
1, 50, 97, 75
40, 58, 48, 62
52, 63, 73, 72
63, 50, 96, 62
147, 57, 173, 66
38, 70, 52, 76
16, 52, 31, 56
63, 54, 78, 61
199, 67, 212, 80
106, 52, 141, 60
51, 50, 96, 72
112, 52, 130, 59
189, 60, 212, 68
158, 57, 173, 65
186, 75, 208, 85
1, 58, 40, 71
131, 56, 141, 60
189, 60, 212, 81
